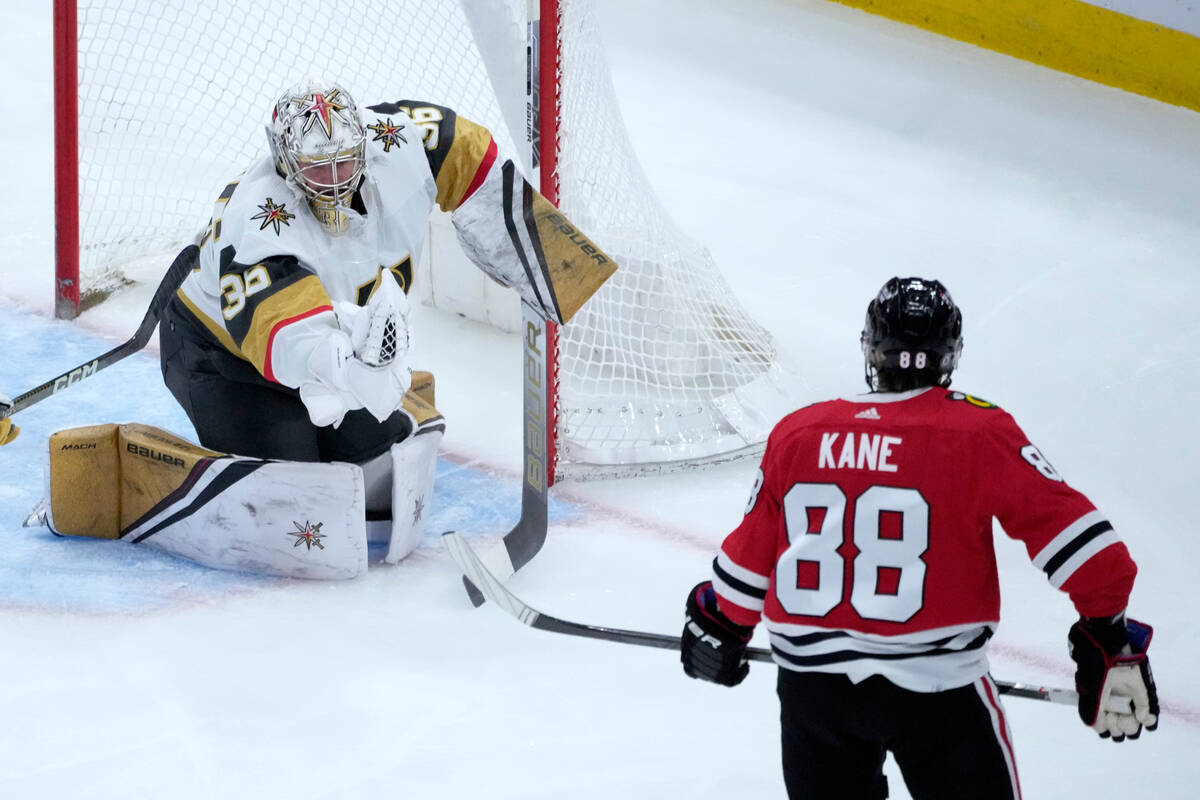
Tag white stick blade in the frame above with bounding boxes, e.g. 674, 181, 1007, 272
443, 531, 538, 624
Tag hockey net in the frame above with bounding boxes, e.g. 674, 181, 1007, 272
59, 0, 800, 479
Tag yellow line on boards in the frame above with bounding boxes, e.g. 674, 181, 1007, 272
825, 0, 1200, 112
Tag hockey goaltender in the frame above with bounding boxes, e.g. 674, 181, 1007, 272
9, 78, 615, 579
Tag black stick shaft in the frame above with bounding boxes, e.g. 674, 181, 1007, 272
462, 302, 552, 606
533, 615, 1077, 703
5, 244, 196, 416
444, 531, 1099, 708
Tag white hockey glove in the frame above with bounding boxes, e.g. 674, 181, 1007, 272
299, 333, 363, 428
299, 271, 412, 427
1068, 614, 1159, 742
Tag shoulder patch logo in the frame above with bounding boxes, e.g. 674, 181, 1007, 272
367, 118, 408, 152
289, 520, 326, 550
946, 391, 998, 409
251, 197, 295, 235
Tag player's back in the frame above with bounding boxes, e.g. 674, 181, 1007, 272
764, 386, 1008, 630
716, 385, 1103, 690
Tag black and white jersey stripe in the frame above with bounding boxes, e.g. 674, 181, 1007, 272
715, 547, 998, 690
1031, 509, 1120, 589
713, 551, 769, 612
767, 620, 997, 692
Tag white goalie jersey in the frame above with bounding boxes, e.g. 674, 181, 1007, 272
169, 99, 590, 389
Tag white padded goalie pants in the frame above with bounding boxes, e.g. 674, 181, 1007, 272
363, 426, 443, 564
37, 422, 441, 579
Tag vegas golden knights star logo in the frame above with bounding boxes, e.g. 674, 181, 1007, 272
294, 90, 349, 138
289, 520, 326, 550
251, 198, 295, 234
368, 118, 408, 152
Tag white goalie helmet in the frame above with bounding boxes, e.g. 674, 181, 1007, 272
268, 79, 367, 235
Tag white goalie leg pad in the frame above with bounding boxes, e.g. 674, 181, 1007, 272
385, 427, 443, 564
124, 459, 368, 580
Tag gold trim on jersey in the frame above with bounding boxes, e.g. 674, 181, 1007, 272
434, 116, 494, 211
204, 179, 241, 247
354, 257, 413, 305
239, 274, 333, 378
175, 287, 247, 359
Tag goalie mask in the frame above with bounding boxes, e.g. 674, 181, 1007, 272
269, 80, 367, 236
861, 276, 963, 392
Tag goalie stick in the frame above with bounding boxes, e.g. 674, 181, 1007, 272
0, 244, 198, 418
460, 301, 553, 606
456, 3, 559, 607
443, 530, 1132, 711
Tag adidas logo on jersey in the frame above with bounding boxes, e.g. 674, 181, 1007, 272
854, 407, 881, 420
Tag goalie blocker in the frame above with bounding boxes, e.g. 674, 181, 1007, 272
34, 377, 444, 579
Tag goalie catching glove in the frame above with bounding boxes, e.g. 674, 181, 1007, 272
0, 392, 17, 445
300, 269, 412, 427
681, 581, 754, 687
1068, 613, 1159, 741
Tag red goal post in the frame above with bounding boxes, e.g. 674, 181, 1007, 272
53, 0, 80, 318
53, 0, 800, 480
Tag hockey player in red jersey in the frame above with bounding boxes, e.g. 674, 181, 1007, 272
680, 277, 1158, 800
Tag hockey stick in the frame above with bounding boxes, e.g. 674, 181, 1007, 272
444, 530, 1131, 711
1, 244, 198, 418
456, 3, 557, 607
459, 301, 552, 606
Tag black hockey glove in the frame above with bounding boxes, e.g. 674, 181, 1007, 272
1068, 613, 1159, 742
681, 581, 754, 687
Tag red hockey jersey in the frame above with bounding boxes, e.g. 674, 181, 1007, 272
712, 387, 1136, 692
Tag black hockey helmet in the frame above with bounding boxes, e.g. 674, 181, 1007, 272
861, 276, 963, 392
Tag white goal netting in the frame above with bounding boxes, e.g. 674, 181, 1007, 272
71, 0, 800, 477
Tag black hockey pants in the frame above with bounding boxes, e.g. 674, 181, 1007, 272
777, 670, 1021, 800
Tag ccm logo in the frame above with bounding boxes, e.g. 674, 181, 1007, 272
54, 360, 99, 392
